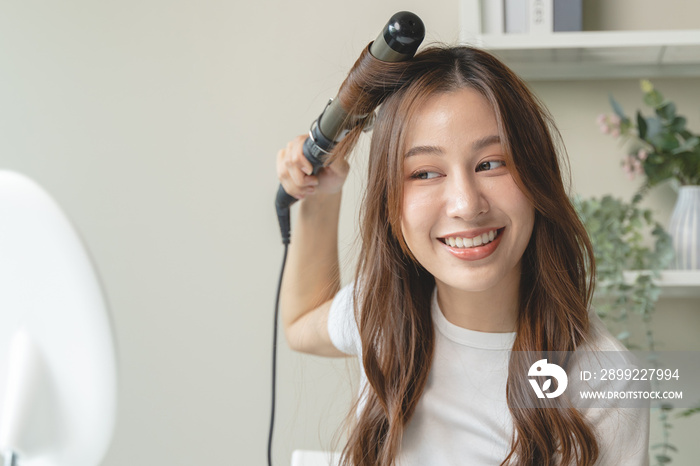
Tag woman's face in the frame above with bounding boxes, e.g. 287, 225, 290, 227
400, 88, 535, 295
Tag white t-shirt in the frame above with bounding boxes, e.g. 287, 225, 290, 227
328, 284, 649, 466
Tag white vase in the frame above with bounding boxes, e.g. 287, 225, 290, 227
668, 185, 700, 270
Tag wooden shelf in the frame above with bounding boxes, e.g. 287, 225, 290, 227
459, 30, 700, 80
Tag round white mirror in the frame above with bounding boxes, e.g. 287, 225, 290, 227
0, 171, 117, 466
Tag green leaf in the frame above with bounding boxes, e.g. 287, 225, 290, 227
655, 454, 672, 463
651, 443, 678, 452
671, 116, 687, 132
645, 117, 663, 140
653, 132, 680, 152
636, 111, 647, 139
609, 95, 628, 121
676, 404, 700, 417
644, 89, 664, 108
675, 136, 699, 154
656, 102, 676, 121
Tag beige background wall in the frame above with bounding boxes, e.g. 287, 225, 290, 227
0, 0, 698, 465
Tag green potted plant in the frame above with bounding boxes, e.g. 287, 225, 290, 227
573, 194, 676, 466
598, 80, 700, 269
573, 195, 673, 345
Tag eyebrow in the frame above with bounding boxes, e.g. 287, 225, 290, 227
404, 134, 502, 158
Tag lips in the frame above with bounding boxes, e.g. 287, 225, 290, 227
439, 227, 505, 261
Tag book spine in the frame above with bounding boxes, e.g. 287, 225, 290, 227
505, 0, 528, 34
554, 0, 583, 32
482, 0, 505, 34
529, 0, 553, 34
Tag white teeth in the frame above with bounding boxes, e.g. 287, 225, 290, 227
443, 229, 499, 249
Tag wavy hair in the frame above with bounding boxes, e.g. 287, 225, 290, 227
329, 44, 598, 466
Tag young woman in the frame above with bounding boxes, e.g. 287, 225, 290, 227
277, 45, 649, 465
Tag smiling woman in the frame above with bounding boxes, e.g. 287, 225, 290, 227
276, 45, 649, 466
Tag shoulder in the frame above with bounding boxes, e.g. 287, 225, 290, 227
582, 308, 627, 352
574, 308, 640, 384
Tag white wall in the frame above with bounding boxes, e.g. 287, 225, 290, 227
0, 0, 697, 465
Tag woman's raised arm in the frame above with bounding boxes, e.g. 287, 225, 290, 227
276, 134, 349, 357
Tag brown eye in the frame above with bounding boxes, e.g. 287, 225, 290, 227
411, 170, 440, 180
476, 160, 506, 172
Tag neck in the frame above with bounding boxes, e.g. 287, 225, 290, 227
435, 265, 520, 333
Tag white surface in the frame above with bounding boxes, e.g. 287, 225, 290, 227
291, 450, 340, 466
471, 30, 700, 79
459, 0, 482, 36
0, 171, 117, 465
669, 186, 700, 270
0, 330, 42, 455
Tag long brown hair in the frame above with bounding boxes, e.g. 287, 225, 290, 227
329, 44, 598, 466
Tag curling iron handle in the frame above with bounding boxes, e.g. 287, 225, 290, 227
275, 136, 326, 244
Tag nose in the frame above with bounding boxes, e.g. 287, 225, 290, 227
444, 174, 489, 221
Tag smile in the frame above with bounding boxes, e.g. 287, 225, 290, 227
438, 228, 505, 261
439, 228, 501, 249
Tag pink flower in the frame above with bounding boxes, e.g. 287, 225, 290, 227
611, 128, 621, 138
637, 149, 649, 160
622, 158, 631, 173
596, 114, 607, 125
600, 124, 610, 134
633, 158, 644, 175
621, 155, 638, 180
610, 114, 621, 126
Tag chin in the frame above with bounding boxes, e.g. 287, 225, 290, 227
437, 271, 505, 294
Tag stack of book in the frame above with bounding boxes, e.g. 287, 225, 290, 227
475, 0, 582, 35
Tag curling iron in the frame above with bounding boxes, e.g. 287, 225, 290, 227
274, 11, 426, 245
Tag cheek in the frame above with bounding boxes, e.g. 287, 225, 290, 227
400, 187, 440, 245
507, 184, 536, 237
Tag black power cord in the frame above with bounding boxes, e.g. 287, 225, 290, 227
268, 243, 288, 466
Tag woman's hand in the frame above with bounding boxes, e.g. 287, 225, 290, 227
276, 134, 349, 200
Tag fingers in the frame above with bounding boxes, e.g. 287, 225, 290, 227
288, 135, 314, 176
277, 135, 319, 200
